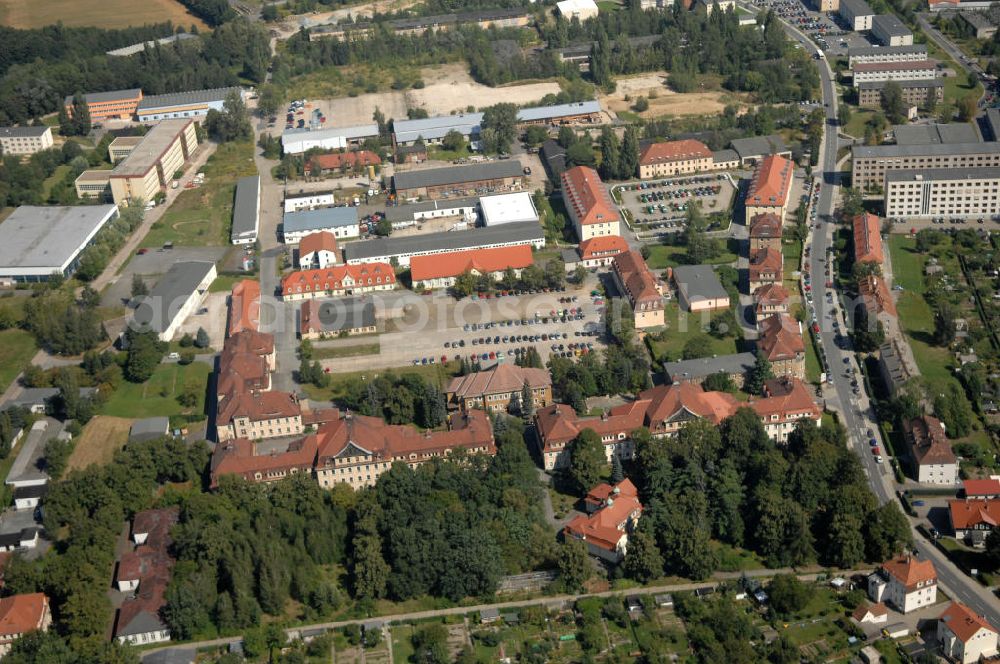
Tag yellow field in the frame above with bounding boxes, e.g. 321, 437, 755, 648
0, 0, 209, 30
66, 416, 132, 472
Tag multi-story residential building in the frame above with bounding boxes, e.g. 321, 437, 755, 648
108, 119, 198, 205
902, 414, 957, 485
850, 142, 1000, 193
749, 213, 783, 252
0, 126, 53, 156
814, 0, 839, 11
744, 154, 794, 223
848, 44, 928, 67
610, 249, 664, 329
64, 88, 143, 121
673, 264, 731, 313
410, 245, 534, 290
858, 274, 898, 323
562, 165, 621, 241
298, 231, 339, 270
638, 139, 713, 179
857, 79, 943, 109
280, 262, 397, 301
879, 336, 920, 395
565, 479, 642, 563
114, 508, 177, 646
751, 377, 822, 444
757, 314, 806, 380
949, 498, 1000, 544
227, 279, 260, 337
868, 556, 937, 614
445, 363, 552, 414
748, 247, 783, 292
0, 594, 51, 657
852, 60, 937, 87
853, 212, 884, 264
563, 235, 629, 270
885, 167, 1000, 219
840, 0, 874, 30
871, 14, 914, 46
937, 602, 999, 664
754, 282, 790, 318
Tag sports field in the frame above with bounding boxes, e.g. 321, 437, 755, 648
0, 0, 208, 30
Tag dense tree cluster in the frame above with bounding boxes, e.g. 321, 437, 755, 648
338, 372, 447, 429
547, 340, 652, 413
448, 259, 565, 298
75, 205, 144, 281
176, 0, 236, 26
22, 290, 105, 356
0, 140, 110, 207
624, 415, 912, 582
204, 91, 253, 143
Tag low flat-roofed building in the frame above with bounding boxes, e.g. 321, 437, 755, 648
0, 205, 119, 283
638, 139, 713, 179
561, 165, 621, 241
858, 79, 944, 109
393, 162, 524, 200
886, 167, 1000, 219
64, 88, 143, 121
133, 261, 217, 341
411, 245, 534, 290
282, 124, 380, 155
959, 10, 998, 38
109, 119, 197, 205
851, 141, 1000, 192
345, 221, 545, 267
74, 170, 112, 199
135, 86, 246, 122
662, 352, 756, 389
384, 197, 478, 229
106, 32, 197, 57
729, 134, 791, 165
872, 14, 913, 45
284, 190, 336, 213
852, 60, 937, 87
128, 417, 170, 443
299, 298, 377, 339
282, 206, 360, 243
108, 135, 144, 163
840, 0, 874, 30
557, 0, 599, 21
848, 44, 928, 66
0, 126, 53, 156
673, 264, 731, 312
231, 175, 260, 245
479, 192, 539, 226
893, 122, 981, 145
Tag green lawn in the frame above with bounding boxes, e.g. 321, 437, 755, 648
0, 329, 37, 392
644, 300, 740, 364
208, 273, 254, 294
644, 244, 738, 270
843, 108, 876, 140
41, 163, 71, 200
427, 145, 472, 162
312, 342, 380, 360
925, 40, 984, 106
100, 362, 211, 423
140, 141, 256, 249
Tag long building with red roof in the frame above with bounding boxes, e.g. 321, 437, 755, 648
309, 150, 381, 174
281, 262, 396, 301
853, 212, 884, 264
949, 498, 1000, 544
565, 479, 642, 563
114, 507, 177, 646
0, 593, 50, 656
638, 139, 713, 179
561, 165, 621, 241
567, 235, 629, 269
610, 249, 663, 328
410, 244, 534, 290
744, 154, 794, 223
227, 279, 260, 337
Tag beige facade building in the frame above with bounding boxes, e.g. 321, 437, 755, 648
109, 119, 197, 205
611, 250, 664, 329
857, 79, 943, 109
74, 170, 112, 199
0, 126, 53, 156
851, 142, 1000, 193
445, 363, 553, 414
561, 166, 621, 241
885, 167, 1000, 219
869, 556, 937, 614
851, 60, 937, 87
937, 602, 999, 664
638, 139, 713, 179
108, 135, 143, 163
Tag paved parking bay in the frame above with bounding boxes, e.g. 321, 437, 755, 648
613, 173, 736, 235
101, 246, 227, 308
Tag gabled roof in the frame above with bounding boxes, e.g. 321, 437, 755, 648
228, 280, 260, 337
950, 498, 1000, 530
445, 363, 551, 399
881, 555, 936, 589
903, 415, 955, 465
310, 150, 382, 171
757, 314, 804, 361
578, 235, 628, 260
0, 593, 48, 639
852, 60, 936, 73
749, 213, 783, 239
750, 377, 821, 422
216, 390, 301, 427
749, 247, 783, 277
852, 602, 888, 622
964, 478, 1000, 497
939, 602, 998, 643
565, 487, 642, 552
281, 262, 396, 294
753, 283, 790, 307
410, 245, 534, 282
640, 383, 739, 427
745, 155, 793, 208
561, 166, 621, 227
639, 139, 712, 166
300, 298, 376, 335
584, 478, 638, 506
535, 400, 652, 445
611, 249, 661, 305
853, 213, 884, 264
210, 436, 318, 487
858, 274, 897, 318
298, 231, 339, 259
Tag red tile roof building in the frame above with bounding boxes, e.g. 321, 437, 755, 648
748, 247, 783, 291
410, 245, 534, 290
858, 274, 897, 319
851, 601, 889, 625
227, 279, 260, 337
937, 602, 999, 663
749, 213, 783, 252
753, 282, 790, 318
751, 377, 822, 443
756, 313, 806, 380
571, 235, 629, 269
963, 478, 1000, 499
281, 262, 396, 301
114, 507, 178, 646
610, 249, 664, 329
902, 415, 957, 485
445, 363, 552, 414
310, 150, 381, 174
638, 139, 713, 179
949, 499, 1000, 542
853, 212, 884, 264
0, 594, 50, 656
298, 231, 340, 270
565, 479, 643, 563
211, 410, 496, 490
561, 166, 621, 241
869, 556, 937, 613
744, 155, 794, 224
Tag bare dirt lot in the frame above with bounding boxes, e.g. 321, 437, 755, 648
67, 416, 132, 472
314, 64, 562, 126
601, 72, 745, 118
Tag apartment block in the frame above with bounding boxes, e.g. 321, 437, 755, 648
561, 165, 621, 241
0, 126, 53, 156
871, 14, 914, 46
611, 249, 664, 329
64, 88, 143, 121
744, 154, 794, 223
109, 119, 197, 205
885, 167, 1000, 219
848, 44, 928, 67
840, 0, 875, 30
852, 60, 937, 87
857, 79, 943, 109
638, 139, 714, 179
850, 142, 1000, 192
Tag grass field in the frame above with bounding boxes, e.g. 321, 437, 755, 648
644, 244, 738, 270
101, 362, 211, 422
644, 300, 740, 364
0, 329, 37, 392
0, 0, 209, 29
313, 342, 380, 360
141, 141, 256, 249
843, 108, 876, 140
66, 416, 132, 472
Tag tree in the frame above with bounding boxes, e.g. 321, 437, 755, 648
71, 94, 92, 136
632, 96, 649, 112
411, 624, 450, 664
768, 574, 813, 615
682, 204, 721, 264
745, 354, 774, 396
557, 538, 591, 592
558, 125, 577, 149
124, 327, 166, 383
177, 380, 200, 408
352, 533, 388, 600
864, 502, 912, 562
256, 83, 281, 118
622, 526, 663, 582
702, 371, 735, 392
618, 126, 640, 180
610, 454, 624, 484
204, 90, 252, 142
566, 141, 596, 167
568, 429, 605, 494
480, 103, 518, 154
682, 334, 713, 361
598, 126, 620, 180
959, 93, 978, 122
524, 125, 548, 146
130, 274, 148, 298
42, 437, 74, 479
880, 81, 906, 124
520, 381, 535, 418
374, 218, 392, 236
194, 327, 210, 349
441, 129, 465, 153
261, 3, 278, 21
837, 104, 852, 127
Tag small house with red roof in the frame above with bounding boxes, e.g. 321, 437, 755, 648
227, 279, 260, 338
851, 601, 889, 626
753, 283, 790, 318
744, 154, 794, 224
638, 139, 713, 179
853, 212, 884, 265
564, 235, 629, 270
298, 231, 340, 270
564, 479, 643, 563
309, 150, 381, 175
937, 601, 999, 663
963, 478, 1000, 500
410, 245, 534, 290
0, 593, 50, 656
949, 499, 1000, 545
757, 313, 806, 380
869, 555, 937, 613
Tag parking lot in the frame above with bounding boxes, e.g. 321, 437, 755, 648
100, 245, 226, 308
613, 173, 736, 235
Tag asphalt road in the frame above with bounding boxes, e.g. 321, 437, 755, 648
771, 9, 1000, 623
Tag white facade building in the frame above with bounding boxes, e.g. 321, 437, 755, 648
284, 191, 336, 213
479, 192, 540, 226
885, 167, 1000, 219
0, 126, 53, 156
868, 556, 938, 614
